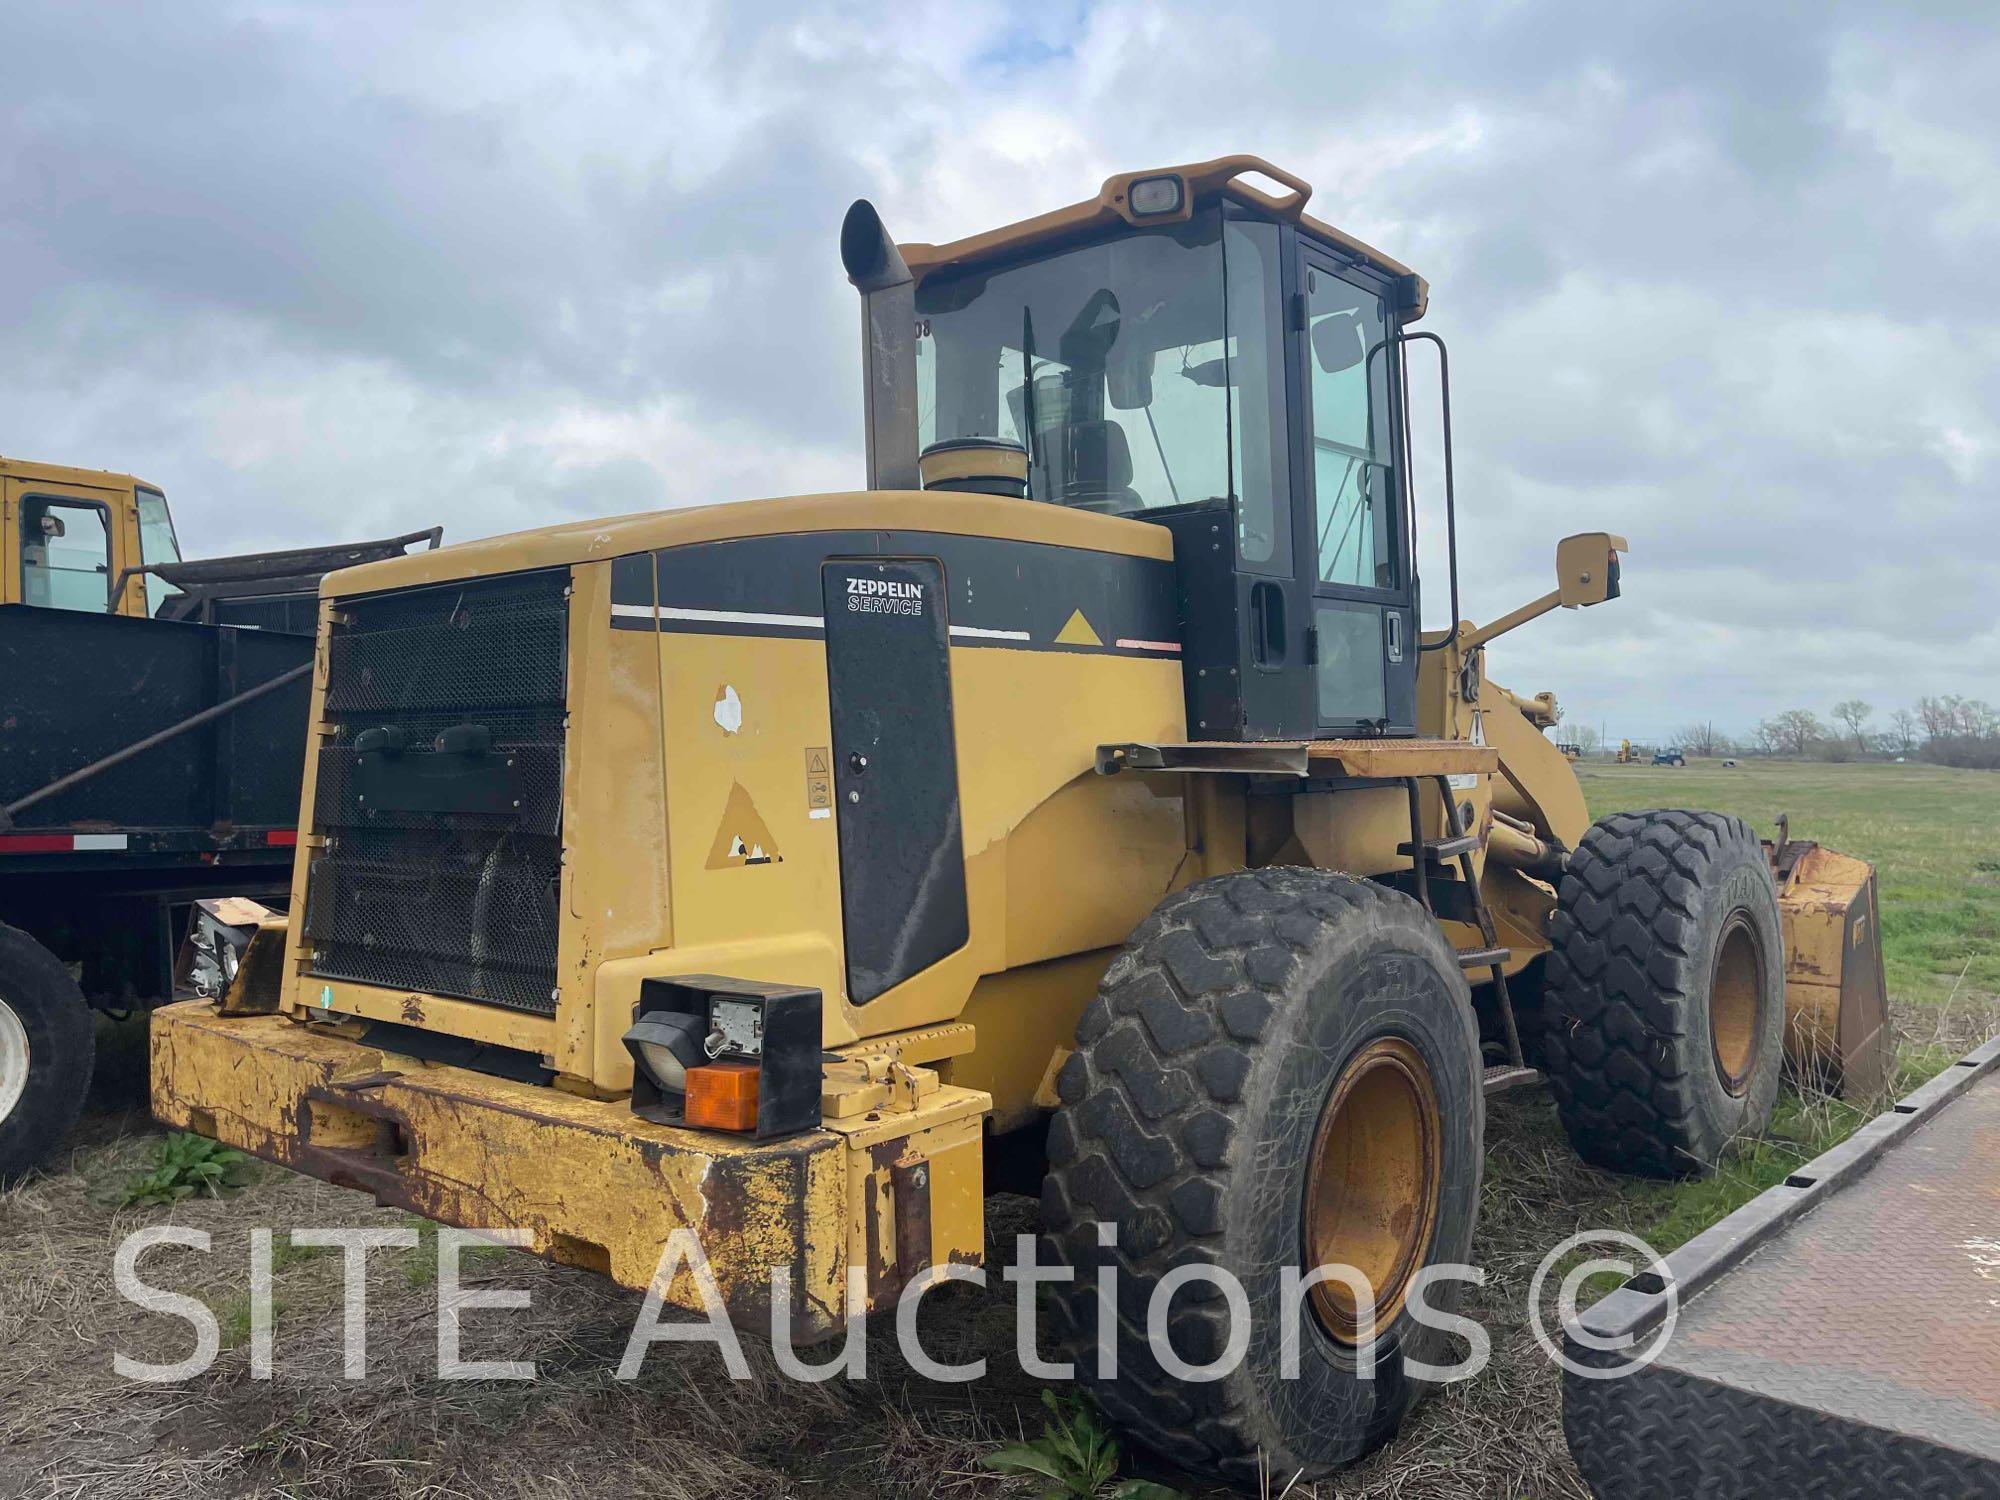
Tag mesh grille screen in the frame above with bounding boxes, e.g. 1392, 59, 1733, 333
304, 570, 569, 1014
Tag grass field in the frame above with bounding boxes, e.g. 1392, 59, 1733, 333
1579, 758, 2000, 1018
1564, 759, 2000, 1273
1, 760, 1994, 1500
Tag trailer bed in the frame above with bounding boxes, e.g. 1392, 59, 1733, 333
1565, 1035, 2000, 1498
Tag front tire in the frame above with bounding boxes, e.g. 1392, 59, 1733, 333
1541, 810, 1784, 1177
1041, 869, 1483, 1484
0, 923, 97, 1186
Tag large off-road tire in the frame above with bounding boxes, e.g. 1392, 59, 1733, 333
0, 923, 97, 1186
1542, 810, 1784, 1178
1041, 869, 1484, 1485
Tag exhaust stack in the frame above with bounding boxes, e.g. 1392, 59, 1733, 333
840, 200, 920, 491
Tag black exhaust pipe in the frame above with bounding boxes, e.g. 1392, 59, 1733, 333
841, 200, 920, 491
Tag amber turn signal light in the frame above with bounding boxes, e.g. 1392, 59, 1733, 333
684, 1061, 760, 1132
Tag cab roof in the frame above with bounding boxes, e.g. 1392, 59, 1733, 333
896, 154, 1428, 319
0, 454, 154, 493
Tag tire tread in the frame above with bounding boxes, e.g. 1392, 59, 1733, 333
1043, 868, 1464, 1479
1542, 809, 1773, 1177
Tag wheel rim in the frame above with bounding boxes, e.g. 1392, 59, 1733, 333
0, 996, 29, 1126
1302, 1036, 1442, 1345
1710, 913, 1764, 1096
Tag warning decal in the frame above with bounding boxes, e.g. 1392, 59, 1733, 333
804, 746, 833, 819
1055, 608, 1103, 647
705, 782, 783, 868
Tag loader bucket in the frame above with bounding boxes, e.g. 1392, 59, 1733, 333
1769, 839, 1894, 1101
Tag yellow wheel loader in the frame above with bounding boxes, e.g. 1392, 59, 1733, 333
151, 156, 1890, 1485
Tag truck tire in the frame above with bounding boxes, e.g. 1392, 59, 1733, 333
1542, 810, 1784, 1178
0, 923, 97, 1187
1041, 869, 1483, 1484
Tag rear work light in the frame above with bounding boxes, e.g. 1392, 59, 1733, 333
621, 976, 822, 1139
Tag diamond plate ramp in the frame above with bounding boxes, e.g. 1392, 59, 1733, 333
1564, 1036, 2000, 1499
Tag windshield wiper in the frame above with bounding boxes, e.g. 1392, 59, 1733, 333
1143, 405, 1180, 504
1021, 307, 1040, 488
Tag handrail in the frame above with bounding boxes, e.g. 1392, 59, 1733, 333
1399, 331, 1460, 651
0, 661, 312, 830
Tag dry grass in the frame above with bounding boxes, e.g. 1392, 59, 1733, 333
1, 1099, 1642, 1500
0, 1123, 1055, 1500
0, 1117, 1597, 1500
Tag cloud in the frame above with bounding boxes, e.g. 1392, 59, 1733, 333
1, 0, 1994, 740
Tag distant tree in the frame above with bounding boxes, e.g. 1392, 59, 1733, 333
1916, 695, 1953, 741
1673, 721, 1730, 758
1914, 694, 1998, 742
1888, 708, 1918, 756
1916, 695, 2000, 768
1831, 699, 1873, 752
1571, 724, 1602, 756
1757, 709, 1824, 758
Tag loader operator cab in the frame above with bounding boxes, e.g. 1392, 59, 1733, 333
867, 157, 1430, 741
1, 459, 185, 617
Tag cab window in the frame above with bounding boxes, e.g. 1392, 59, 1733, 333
1306, 269, 1398, 591
20, 498, 112, 612
135, 488, 185, 616
915, 208, 1289, 573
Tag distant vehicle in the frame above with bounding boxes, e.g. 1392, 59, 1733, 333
1557, 742, 1582, 761
1653, 748, 1688, 767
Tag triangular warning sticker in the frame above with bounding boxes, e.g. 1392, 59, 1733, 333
705, 782, 782, 869
1055, 608, 1102, 647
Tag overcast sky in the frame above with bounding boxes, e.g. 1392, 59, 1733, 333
4, 2, 1995, 740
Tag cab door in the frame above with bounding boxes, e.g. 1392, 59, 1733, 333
1295, 248, 1416, 734
2, 477, 136, 615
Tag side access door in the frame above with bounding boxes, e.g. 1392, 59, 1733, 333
2, 476, 139, 615
1293, 247, 1417, 735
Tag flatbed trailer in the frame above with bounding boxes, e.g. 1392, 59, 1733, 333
0, 603, 311, 983
0, 495, 440, 1181
1565, 1035, 2000, 1498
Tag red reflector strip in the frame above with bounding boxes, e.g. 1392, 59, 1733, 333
266, 830, 298, 846
0, 833, 129, 852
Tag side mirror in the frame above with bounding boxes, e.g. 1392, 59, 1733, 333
1107, 349, 1153, 410
39, 514, 67, 539
1311, 312, 1365, 373
1463, 531, 1631, 651
1555, 532, 1629, 607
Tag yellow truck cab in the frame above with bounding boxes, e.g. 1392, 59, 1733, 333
0, 455, 183, 618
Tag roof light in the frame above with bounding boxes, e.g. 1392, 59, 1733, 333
1127, 175, 1185, 216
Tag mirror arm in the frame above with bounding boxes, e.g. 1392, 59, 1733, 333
1459, 587, 1563, 653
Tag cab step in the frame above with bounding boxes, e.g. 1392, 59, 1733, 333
1398, 833, 1482, 862
1456, 945, 1511, 970
1482, 1064, 1540, 1096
